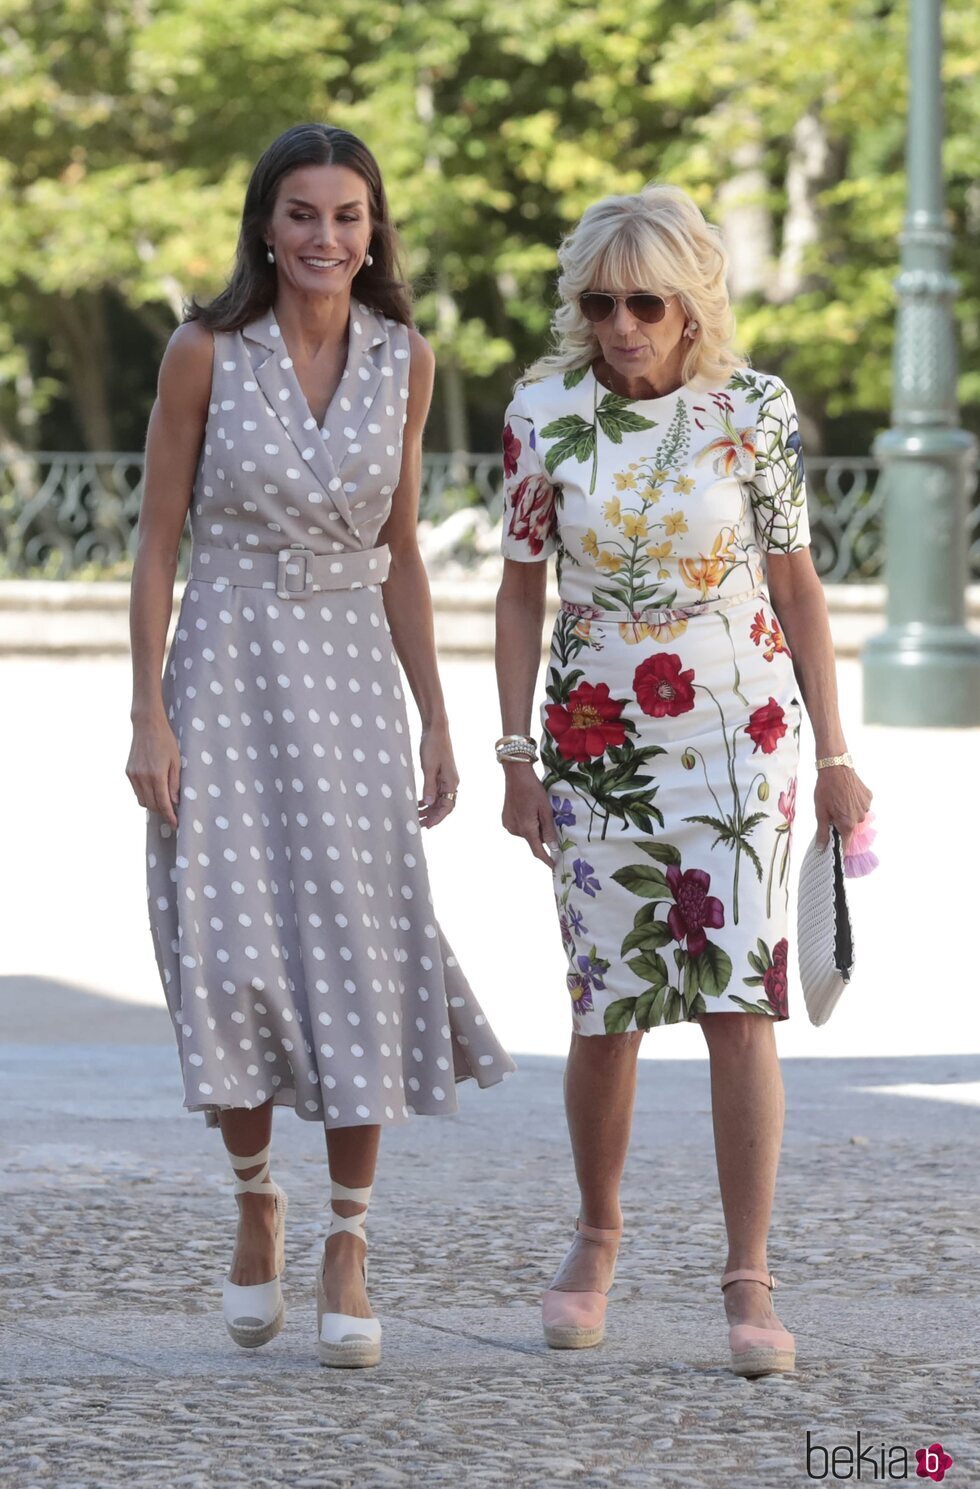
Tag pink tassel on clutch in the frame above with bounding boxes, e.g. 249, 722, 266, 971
844, 812, 878, 878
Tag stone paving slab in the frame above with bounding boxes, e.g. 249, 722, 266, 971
3, 1047, 979, 1487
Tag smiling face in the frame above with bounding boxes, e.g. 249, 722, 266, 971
264, 163, 372, 298
586, 282, 690, 391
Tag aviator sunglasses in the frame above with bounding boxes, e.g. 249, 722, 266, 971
578, 291, 675, 325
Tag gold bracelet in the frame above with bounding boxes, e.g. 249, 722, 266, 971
815, 752, 854, 770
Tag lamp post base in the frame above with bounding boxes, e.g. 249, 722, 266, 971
862, 624, 980, 726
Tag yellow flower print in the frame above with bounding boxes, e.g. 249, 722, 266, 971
643, 484, 663, 504
653, 467, 670, 483
618, 621, 652, 645
582, 529, 599, 558
674, 475, 695, 495
602, 497, 622, 525
613, 472, 638, 491
622, 512, 649, 539
664, 512, 688, 536
645, 540, 672, 562
647, 614, 688, 643
678, 530, 733, 598
596, 550, 624, 573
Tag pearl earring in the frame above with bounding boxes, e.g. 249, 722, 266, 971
364, 251, 374, 267
266, 247, 275, 265
686, 321, 698, 338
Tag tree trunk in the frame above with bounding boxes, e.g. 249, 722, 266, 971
52, 293, 115, 453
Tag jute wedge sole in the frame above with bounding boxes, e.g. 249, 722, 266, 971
316, 1179, 382, 1369
721, 1268, 796, 1378
730, 1344, 796, 1377
541, 1220, 622, 1351
223, 1145, 288, 1351
226, 1296, 286, 1350
542, 1319, 606, 1350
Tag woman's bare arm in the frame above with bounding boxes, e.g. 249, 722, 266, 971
126, 320, 213, 825
377, 328, 458, 828
766, 548, 872, 846
495, 558, 558, 865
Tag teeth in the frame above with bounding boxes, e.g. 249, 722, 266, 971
303, 258, 342, 268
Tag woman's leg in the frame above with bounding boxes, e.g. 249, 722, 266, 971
549, 1030, 643, 1292
321, 1124, 382, 1318
219, 1101, 276, 1286
699, 1012, 788, 1329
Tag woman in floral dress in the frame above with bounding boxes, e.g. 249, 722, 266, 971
495, 184, 871, 1373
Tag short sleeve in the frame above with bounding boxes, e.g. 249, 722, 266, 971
500, 383, 558, 562
749, 378, 811, 553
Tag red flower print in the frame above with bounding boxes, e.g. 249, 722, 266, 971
746, 698, 787, 754
502, 422, 522, 478
633, 653, 696, 718
762, 938, 789, 1017
545, 682, 628, 762
915, 1443, 954, 1482
507, 473, 555, 556
665, 865, 725, 959
749, 608, 790, 662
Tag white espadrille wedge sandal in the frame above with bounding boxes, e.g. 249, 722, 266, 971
315, 1181, 382, 1369
222, 1142, 288, 1349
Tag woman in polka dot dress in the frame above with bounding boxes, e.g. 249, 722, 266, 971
127, 124, 514, 1367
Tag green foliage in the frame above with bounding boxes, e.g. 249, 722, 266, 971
1, 0, 978, 448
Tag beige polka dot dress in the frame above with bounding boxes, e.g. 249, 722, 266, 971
146, 304, 515, 1129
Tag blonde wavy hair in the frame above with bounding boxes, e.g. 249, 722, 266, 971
523, 183, 748, 389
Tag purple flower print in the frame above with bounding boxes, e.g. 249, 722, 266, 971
576, 950, 609, 991
559, 912, 574, 951
572, 858, 601, 898
665, 865, 725, 958
567, 971, 594, 1016
568, 907, 588, 937
551, 795, 576, 830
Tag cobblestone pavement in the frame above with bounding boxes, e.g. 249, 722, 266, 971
2, 1043, 978, 1489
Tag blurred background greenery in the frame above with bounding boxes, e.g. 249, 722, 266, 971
0, 0, 977, 481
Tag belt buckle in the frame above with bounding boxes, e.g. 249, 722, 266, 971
276, 546, 314, 600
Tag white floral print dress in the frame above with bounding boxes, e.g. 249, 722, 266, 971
501, 365, 810, 1034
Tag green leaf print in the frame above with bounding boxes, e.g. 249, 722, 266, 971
662, 989, 685, 1024
540, 414, 596, 475
540, 377, 657, 495
635, 985, 667, 1030
690, 941, 733, 997
636, 841, 683, 867
563, 365, 590, 389
595, 395, 658, 444
728, 994, 777, 1017
610, 863, 674, 899
603, 997, 639, 1035
620, 918, 674, 957
625, 952, 669, 988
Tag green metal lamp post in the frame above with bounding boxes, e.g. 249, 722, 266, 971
862, 0, 980, 726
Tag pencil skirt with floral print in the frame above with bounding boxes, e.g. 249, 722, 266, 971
543, 590, 800, 1034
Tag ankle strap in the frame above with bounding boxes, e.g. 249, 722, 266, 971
576, 1219, 623, 1244
227, 1142, 277, 1197
721, 1268, 777, 1292
328, 1180, 372, 1243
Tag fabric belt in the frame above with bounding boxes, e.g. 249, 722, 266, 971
559, 583, 766, 625
189, 543, 391, 599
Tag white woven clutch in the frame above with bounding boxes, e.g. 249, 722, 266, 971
797, 827, 854, 1026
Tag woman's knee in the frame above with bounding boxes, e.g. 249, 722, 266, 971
698, 1011, 776, 1054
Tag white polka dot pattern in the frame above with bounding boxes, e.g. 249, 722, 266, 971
146, 306, 515, 1130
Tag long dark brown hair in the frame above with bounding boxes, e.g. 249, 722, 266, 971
187, 124, 413, 331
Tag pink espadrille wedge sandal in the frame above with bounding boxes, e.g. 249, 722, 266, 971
720, 1268, 796, 1377
541, 1219, 622, 1350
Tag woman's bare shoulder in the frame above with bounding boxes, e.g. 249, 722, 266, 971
157, 320, 215, 409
